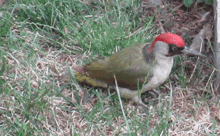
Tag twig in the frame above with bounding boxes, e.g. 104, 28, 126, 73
206, 36, 212, 53
124, 27, 143, 38
156, 15, 165, 34
158, 20, 165, 34
118, 27, 143, 40
204, 69, 215, 90
172, 3, 183, 12
188, 36, 203, 82
211, 83, 216, 97
197, 12, 210, 24
7, 52, 21, 68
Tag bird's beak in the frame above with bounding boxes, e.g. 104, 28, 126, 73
181, 47, 206, 57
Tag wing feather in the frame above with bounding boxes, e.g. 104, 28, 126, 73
86, 43, 155, 89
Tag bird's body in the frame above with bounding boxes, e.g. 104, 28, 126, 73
75, 33, 204, 106
77, 43, 153, 89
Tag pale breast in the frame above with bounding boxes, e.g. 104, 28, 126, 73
146, 57, 174, 89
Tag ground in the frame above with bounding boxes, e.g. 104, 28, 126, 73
0, 0, 219, 135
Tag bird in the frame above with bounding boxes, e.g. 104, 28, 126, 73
74, 33, 205, 106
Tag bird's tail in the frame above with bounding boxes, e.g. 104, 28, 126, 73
75, 72, 108, 88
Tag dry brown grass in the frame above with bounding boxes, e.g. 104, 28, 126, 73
3, 42, 219, 135
0, 0, 218, 135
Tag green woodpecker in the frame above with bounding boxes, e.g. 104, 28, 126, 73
75, 33, 205, 106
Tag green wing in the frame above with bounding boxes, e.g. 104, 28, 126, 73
86, 43, 155, 89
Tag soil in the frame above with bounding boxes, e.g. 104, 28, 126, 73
143, 0, 213, 48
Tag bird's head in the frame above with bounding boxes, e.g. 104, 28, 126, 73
149, 33, 205, 57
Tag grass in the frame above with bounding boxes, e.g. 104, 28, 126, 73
0, 0, 219, 135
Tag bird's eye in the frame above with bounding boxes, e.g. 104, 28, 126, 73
172, 47, 177, 51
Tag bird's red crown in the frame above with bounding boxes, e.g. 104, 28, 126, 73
149, 33, 185, 52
